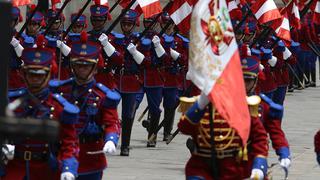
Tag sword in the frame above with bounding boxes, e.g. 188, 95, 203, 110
86, 150, 105, 155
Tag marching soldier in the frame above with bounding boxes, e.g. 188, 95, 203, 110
24, 6, 45, 43
314, 130, 320, 165
177, 52, 269, 179
88, 2, 123, 89
49, 32, 121, 179
9, 7, 25, 90
141, 15, 165, 147
1, 36, 79, 180
246, 47, 291, 174
114, 10, 144, 156
158, 12, 186, 141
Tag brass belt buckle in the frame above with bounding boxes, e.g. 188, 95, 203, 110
24, 151, 32, 161
215, 150, 225, 159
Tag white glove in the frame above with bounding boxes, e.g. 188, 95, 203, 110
283, 47, 292, 60
11, 37, 24, 57
103, 141, 116, 155
259, 64, 265, 71
152, 35, 165, 58
280, 158, 291, 170
2, 144, 15, 164
99, 33, 115, 57
56, 40, 71, 56
268, 56, 277, 67
60, 172, 75, 180
197, 92, 209, 110
170, 48, 180, 61
250, 169, 264, 180
127, 43, 145, 65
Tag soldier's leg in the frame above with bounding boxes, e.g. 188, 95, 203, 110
297, 51, 306, 89
77, 171, 102, 180
145, 87, 163, 147
272, 86, 287, 105
304, 52, 311, 87
162, 88, 178, 141
120, 93, 138, 156
310, 52, 317, 87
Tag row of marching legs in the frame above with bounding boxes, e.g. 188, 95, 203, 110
119, 87, 178, 156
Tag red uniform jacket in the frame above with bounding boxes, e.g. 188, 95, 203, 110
49, 78, 121, 174
4, 88, 79, 180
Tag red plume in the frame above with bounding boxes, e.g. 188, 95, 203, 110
94, 0, 101, 5
241, 44, 248, 57
80, 31, 88, 43
30, 4, 36, 11
258, 70, 266, 81
36, 35, 46, 48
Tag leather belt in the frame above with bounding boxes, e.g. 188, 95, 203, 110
15, 151, 49, 161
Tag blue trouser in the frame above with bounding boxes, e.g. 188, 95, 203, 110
298, 50, 312, 82
163, 88, 178, 109
77, 171, 102, 180
273, 86, 287, 105
263, 91, 274, 99
120, 92, 140, 119
135, 92, 144, 110
145, 87, 163, 116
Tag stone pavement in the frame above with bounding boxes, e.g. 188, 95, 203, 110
104, 76, 320, 180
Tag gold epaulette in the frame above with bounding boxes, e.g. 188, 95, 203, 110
178, 96, 198, 113
246, 95, 261, 118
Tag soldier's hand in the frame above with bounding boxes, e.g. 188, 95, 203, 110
56, 40, 71, 56
98, 33, 109, 47
279, 158, 291, 170
259, 64, 265, 71
197, 92, 209, 110
60, 172, 75, 180
268, 56, 277, 67
152, 35, 161, 47
170, 48, 180, 61
10, 37, 20, 48
250, 169, 264, 180
127, 43, 137, 54
1, 144, 15, 164
103, 141, 117, 155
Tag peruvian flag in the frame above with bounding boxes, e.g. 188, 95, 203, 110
136, 0, 162, 18
188, 0, 250, 144
94, 0, 109, 6
312, 0, 320, 24
271, 12, 291, 45
250, 0, 281, 24
227, 0, 240, 13
287, 0, 301, 29
12, 0, 31, 7
168, 0, 198, 34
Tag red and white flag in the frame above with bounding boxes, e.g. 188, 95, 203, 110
250, 0, 281, 24
287, 0, 301, 29
168, 0, 198, 34
120, 0, 143, 15
188, 0, 250, 144
12, 0, 31, 7
271, 12, 291, 45
312, 0, 320, 24
136, 0, 162, 18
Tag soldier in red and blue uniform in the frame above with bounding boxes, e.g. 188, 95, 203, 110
139, 15, 165, 147
23, 6, 46, 45
158, 12, 186, 141
113, 10, 145, 156
177, 52, 269, 179
44, 8, 72, 80
272, 41, 295, 105
9, 7, 25, 90
1, 36, 79, 180
246, 47, 291, 175
49, 32, 120, 180
258, 48, 278, 99
88, 2, 123, 89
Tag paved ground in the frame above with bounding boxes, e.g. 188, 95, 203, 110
104, 69, 320, 179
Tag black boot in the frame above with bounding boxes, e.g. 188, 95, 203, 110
147, 113, 160, 148
142, 112, 151, 130
311, 70, 316, 87
120, 117, 134, 156
163, 108, 176, 141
